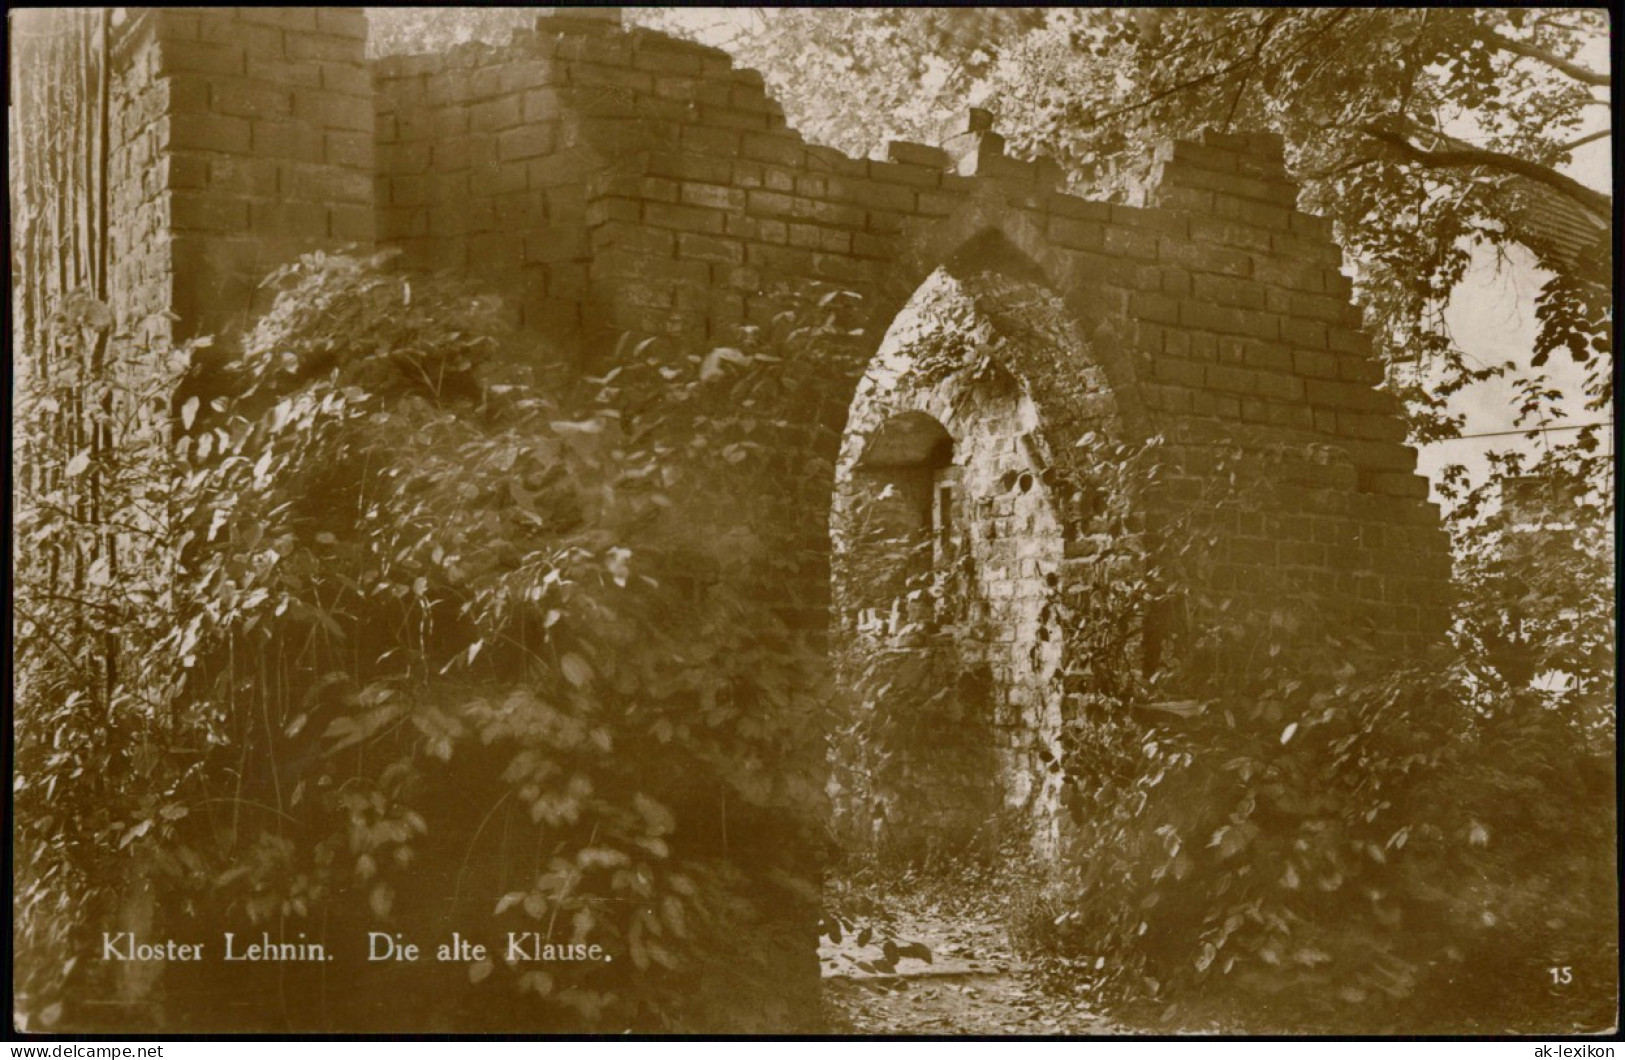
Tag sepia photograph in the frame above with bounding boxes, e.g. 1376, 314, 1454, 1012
9, 5, 1617, 1040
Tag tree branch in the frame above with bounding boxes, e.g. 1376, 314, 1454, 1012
1356, 123, 1612, 220
1223, 12, 1285, 129
1559, 128, 1611, 152
1529, 12, 1597, 36
1274, 8, 1353, 69
1471, 25, 1609, 87
1297, 154, 1385, 182
1287, 10, 1379, 97
1077, 56, 1259, 130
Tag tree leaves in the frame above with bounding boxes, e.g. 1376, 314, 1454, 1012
699, 347, 751, 382
118, 820, 151, 850
559, 652, 594, 688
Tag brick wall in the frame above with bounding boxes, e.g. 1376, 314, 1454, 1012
359, 16, 1444, 642
1131, 131, 1452, 654
819, 128, 1450, 850
371, 10, 810, 358
372, 18, 602, 345
106, 10, 1448, 662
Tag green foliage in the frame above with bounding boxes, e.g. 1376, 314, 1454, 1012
1017, 655, 1615, 1034
15, 252, 860, 1032
828, 480, 1002, 859
664, 10, 1047, 164
13, 300, 205, 1029
1438, 446, 1613, 731
364, 8, 538, 58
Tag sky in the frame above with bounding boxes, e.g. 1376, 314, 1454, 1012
1414, 131, 1612, 505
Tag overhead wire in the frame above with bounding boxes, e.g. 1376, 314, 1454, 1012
1425, 422, 1612, 442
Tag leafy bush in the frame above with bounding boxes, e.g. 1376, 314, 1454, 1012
14, 297, 204, 1028
828, 512, 1004, 863
1440, 442, 1613, 734
1012, 434, 1616, 1034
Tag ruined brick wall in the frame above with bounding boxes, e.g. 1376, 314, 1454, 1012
817, 120, 1451, 849
372, 17, 606, 346
1132, 133, 1453, 658
101, 6, 1453, 676
357, 10, 1446, 653
370, 9, 827, 358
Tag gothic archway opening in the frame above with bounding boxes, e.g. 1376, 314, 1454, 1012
829, 406, 1002, 861
827, 261, 1093, 862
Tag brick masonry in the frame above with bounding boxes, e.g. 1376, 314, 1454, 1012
105, 9, 1449, 569
109, 7, 374, 344
102, 5, 1454, 1022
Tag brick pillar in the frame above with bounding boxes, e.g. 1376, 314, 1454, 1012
935, 108, 1061, 186
132, 7, 374, 342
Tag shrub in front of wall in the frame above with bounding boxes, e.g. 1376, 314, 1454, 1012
25, 251, 861, 1032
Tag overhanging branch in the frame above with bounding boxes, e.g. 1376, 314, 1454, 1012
1356, 123, 1612, 220
1471, 25, 1610, 88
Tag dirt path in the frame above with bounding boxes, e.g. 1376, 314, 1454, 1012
820, 905, 1119, 1035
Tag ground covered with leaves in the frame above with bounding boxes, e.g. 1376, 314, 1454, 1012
823, 909, 1118, 1034
819, 855, 1121, 1035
